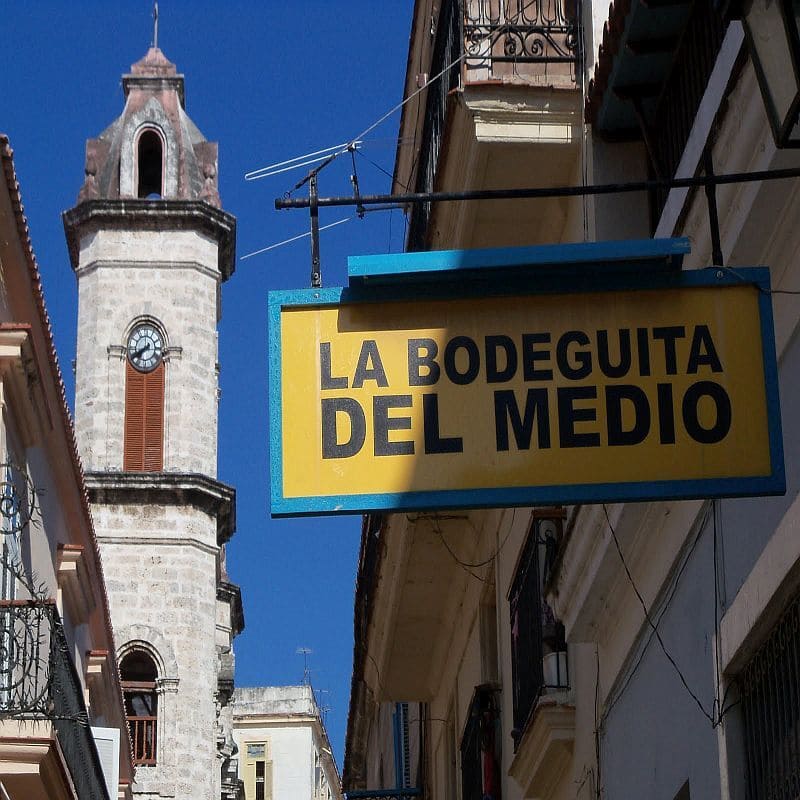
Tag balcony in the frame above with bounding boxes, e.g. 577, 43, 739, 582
402, 0, 581, 252
0, 599, 110, 800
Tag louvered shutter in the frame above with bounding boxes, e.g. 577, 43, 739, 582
124, 361, 164, 471
143, 364, 164, 470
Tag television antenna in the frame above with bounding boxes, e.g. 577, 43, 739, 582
296, 647, 313, 685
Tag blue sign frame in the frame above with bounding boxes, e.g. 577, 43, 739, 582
269, 241, 784, 518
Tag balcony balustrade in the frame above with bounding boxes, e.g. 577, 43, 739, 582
0, 599, 110, 800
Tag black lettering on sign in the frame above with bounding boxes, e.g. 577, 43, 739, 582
494, 389, 551, 451
522, 333, 553, 381
321, 398, 366, 459
682, 381, 731, 444
652, 326, 686, 375
556, 331, 592, 380
598, 329, 632, 379
319, 342, 348, 389
373, 395, 414, 456
352, 340, 389, 388
657, 383, 676, 444
637, 327, 651, 377
408, 338, 440, 386
486, 335, 518, 383
687, 325, 723, 374
558, 386, 600, 447
423, 394, 463, 454
444, 336, 480, 385
606, 384, 650, 446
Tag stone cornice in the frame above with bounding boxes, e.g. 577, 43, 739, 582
84, 471, 236, 545
62, 199, 236, 282
217, 580, 245, 636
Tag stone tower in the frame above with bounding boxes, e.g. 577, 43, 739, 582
63, 48, 244, 800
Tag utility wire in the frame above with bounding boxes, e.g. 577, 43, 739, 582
601, 501, 713, 727
602, 503, 715, 725
240, 217, 351, 260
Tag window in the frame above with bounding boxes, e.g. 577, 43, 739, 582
120, 651, 158, 766
740, 594, 800, 800
137, 129, 163, 198
460, 686, 501, 800
124, 360, 164, 471
244, 741, 272, 800
509, 513, 567, 747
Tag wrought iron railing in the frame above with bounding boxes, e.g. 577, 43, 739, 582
741, 594, 800, 800
464, 0, 579, 79
509, 519, 568, 749
0, 600, 110, 800
407, 0, 580, 251
460, 686, 501, 800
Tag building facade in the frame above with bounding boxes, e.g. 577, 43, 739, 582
0, 134, 134, 799
63, 47, 243, 800
230, 686, 341, 800
345, 2, 800, 800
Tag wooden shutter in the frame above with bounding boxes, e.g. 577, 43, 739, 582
124, 361, 164, 471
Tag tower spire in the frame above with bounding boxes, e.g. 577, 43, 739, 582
152, 1, 159, 49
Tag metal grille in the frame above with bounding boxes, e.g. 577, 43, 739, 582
651, 3, 728, 229
408, 0, 462, 251
509, 526, 545, 746
460, 687, 500, 800
741, 595, 800, 800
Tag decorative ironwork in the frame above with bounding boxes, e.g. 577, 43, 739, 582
0, 600, 110, 799
740, 594, 800, 800
464, 0, 579, 76
0, 462, 38, 535
0, 601, 52, 714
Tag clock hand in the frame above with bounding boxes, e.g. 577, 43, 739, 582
134, 344, 149, 359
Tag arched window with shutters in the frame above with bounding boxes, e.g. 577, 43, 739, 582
124, 321, 166, 471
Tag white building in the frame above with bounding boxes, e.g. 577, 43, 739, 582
231, 686, 342, 800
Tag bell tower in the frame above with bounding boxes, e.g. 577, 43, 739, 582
63, 47, 243, 800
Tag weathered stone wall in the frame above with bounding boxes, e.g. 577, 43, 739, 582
94, 501, 220, 800
74, 227, 220, 477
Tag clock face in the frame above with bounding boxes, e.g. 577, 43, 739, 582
127, 323, 164, 372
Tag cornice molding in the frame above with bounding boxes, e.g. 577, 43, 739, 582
84, 471, 236, 545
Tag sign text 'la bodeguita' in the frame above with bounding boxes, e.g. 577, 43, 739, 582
319, 324, 729, 459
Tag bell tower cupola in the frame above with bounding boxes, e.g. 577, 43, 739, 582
63, 47, 235, 476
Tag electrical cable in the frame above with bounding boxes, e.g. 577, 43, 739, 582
601, 502, 713, 727
602, 503, 715, 724
280, 0, 556, 198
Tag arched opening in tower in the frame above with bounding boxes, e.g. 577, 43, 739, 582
137, 130, 163, 198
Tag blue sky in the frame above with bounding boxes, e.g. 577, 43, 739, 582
3, 1, 414, 765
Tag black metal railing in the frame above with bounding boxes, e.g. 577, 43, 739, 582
409, 0, 463, 251
460, 686, 501, 800
509, 518, 568, 749
651, 3, 728, 229
741, 594, 800, 800
407, 0, 580, 251
464, 0, 579, 79
0, 600, 110, 800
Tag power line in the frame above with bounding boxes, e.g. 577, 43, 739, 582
602, 504, 715, 725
